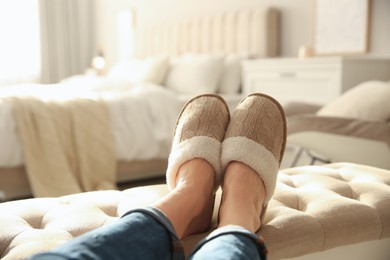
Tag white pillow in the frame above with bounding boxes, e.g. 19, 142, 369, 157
108, 56, 169, 84
317, 80, 390, 121
218, 54, 247, 94
165, 54, 224, 94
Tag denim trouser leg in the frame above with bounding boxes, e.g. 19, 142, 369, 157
30, 207, 185, 260
188, 226, 267, 260
30, 207, 267, 260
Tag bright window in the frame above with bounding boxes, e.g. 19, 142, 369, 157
0, 0, 41, 86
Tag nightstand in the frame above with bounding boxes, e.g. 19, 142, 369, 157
242, 57, 390, 105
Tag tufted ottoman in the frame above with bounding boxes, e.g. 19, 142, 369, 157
1, 163, 390, 260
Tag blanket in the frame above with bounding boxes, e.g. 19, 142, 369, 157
0, 82, 183, 167
11, 96, 117, 197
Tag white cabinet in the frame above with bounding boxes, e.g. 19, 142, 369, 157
242, 57, 390, 105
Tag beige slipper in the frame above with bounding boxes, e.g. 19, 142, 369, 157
166, 94, 230, 191
221, 93, 287, 206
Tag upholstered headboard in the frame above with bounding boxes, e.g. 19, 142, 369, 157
133, 7, 280, 58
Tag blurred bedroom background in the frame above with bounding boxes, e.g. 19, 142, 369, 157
0, 0, 389, 201
0, 0, 389, 87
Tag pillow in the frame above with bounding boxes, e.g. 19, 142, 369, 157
164, 54, 224, 94
108, 56, 169, 84
316, 80, 390, 121
218, 54, 248, 94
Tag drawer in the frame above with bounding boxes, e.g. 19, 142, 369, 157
246, 78, 337, 105
244, 66, 338, 82
243, 68, 340, 105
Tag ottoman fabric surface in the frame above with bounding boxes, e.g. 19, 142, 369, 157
1, 163, 389, 259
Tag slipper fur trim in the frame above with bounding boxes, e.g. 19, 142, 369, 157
166, 136, 222, 190
221, 136, 279, 204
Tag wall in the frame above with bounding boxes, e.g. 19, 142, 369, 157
95, 0, 390, 68
370, 0, 390, 56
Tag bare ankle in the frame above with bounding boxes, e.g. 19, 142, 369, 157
218, 161, 266, 232
154, 159, 216, 238
176, 159, 214, 189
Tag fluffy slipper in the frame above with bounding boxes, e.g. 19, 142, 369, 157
221, 93, 287, 206
166, 94, 230, 191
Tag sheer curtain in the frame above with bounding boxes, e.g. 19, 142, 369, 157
0, 0, 96, 86
0, 0, 41, 87
39, 0, 96, 83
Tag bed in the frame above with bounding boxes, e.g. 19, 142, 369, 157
0, 6, 280, 200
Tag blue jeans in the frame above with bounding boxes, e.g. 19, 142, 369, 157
30, 207, 267, 260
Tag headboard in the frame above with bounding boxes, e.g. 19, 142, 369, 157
133, 7, 280, 58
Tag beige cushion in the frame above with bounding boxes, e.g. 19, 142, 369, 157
165, 54, 224, 94
0, 163, 389, 259
108, 56, 169, 84
317, 81, 390, 122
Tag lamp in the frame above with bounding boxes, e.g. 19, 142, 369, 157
91, 50, 106, 75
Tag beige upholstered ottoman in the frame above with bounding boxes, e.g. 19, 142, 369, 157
1, 163, 390, 260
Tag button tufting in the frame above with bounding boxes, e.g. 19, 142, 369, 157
0, 164, 389, 260
19, 215, 43, 230
96, 204, 120, 217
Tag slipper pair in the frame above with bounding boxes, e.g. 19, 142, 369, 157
166, 93, 287, 210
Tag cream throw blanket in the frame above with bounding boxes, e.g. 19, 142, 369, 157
11, 97, 117, 197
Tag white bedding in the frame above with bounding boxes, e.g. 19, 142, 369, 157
0, 76, 243, 167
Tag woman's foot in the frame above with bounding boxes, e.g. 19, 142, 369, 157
166, 94, 230, 191
218, 162, 266, 233
220, 93, 287, 231
154, 159, 215, 238
158, 94, 230, 238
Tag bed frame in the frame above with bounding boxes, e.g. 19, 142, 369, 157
0, 6, 280, 201
133, 6, 280, 58
0, 160, 169, 201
